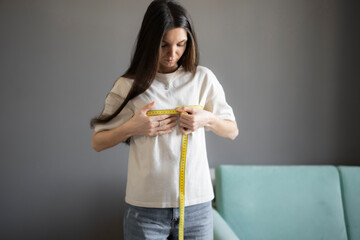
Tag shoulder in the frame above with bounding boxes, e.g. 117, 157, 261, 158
196, 65, 216, 76
194, 65, 220, 86
195, 66, 218, 82
110, 76, 133, 97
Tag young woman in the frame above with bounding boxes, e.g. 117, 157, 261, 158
90, 0, 238, 239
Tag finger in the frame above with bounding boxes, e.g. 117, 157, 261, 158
180, 121, 195, 131
157, 119, 170, 128
148, 115, 170, 126
148, 128, 172, 137
151, 114, 173, 121
177, 106, 195, 114
158, 121, 177, 130
179, 113, 193, 123
181, 125, 194, 132
157, 129, 173, 136
140, 101, 155, 113
180, 112, 195, 123
150, 120, 161, 128
161, 116, 178, 125
180, 127, 192, 135
179, 117, 195, 130
150, 116, 175, 128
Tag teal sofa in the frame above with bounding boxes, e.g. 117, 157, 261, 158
212, 166, 360, 240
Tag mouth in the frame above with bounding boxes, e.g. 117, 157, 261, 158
165, 59, 175, 63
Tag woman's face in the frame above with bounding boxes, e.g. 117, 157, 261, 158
158, 27, 188, 73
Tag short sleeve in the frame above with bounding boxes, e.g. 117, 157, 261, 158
203, 70, 236, 123
94, 78, 134, 132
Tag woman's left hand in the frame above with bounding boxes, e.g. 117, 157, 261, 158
176, 106, 214, 135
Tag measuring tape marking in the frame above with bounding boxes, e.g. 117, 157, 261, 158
146, 105, 203, 116
146, 105, 203, 240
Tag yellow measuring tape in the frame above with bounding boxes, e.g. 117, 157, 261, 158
147, 105, 203, 240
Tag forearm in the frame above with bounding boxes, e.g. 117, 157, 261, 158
91, 121, 134, 152
91, 102, 178, 152
206, 116, 238, 140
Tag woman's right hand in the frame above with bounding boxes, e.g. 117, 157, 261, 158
129, 101, 178, 137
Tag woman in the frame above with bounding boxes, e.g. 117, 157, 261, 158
90, 0, 238, 239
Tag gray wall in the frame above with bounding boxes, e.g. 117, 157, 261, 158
1, 0, 358, 239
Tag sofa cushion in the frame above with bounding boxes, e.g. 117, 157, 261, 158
338, 166, 360, 240
215, 165, 348, 240
213, 208, 240, 240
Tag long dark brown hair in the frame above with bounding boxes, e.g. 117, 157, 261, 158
90, 0, 199, 143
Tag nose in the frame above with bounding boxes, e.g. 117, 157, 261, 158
168, 46, 176, 58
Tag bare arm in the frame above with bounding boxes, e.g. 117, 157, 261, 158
206, 117, 238, 140
91, 102, 177, 152
177, 106, 238, 140
91, 120, 133, 152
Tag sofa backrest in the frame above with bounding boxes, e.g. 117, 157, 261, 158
215, 165, 348, 240
338, 166, 360, 240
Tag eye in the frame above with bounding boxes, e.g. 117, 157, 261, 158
178, 41, 187, 47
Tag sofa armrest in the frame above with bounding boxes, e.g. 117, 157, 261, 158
213, 208, 240, 240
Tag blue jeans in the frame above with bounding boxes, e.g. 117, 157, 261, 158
124, 201, 213, 240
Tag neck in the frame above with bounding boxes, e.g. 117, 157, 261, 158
158, 64, 179, 74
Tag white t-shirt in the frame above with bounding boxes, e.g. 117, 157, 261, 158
95, 66, 235, 208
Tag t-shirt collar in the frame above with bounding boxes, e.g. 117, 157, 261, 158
155, 66, 183, 83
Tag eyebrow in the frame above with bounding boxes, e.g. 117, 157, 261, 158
162, 39, 187, 44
